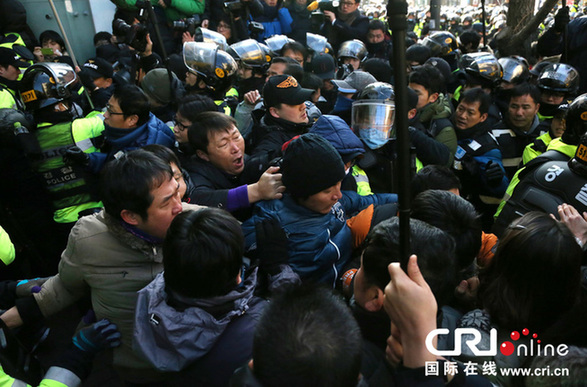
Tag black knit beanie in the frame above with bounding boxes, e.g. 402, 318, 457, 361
282, 133, 345, 198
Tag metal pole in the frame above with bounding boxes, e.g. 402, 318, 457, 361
561, 2, 568, 63
47, 0, 94, 110
481, 0, 487, 49
430, 0, 441, 31
143, 2, 175, 104
387, 0, 410, 263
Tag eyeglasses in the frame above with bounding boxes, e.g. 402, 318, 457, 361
173, 116, 190, 132
105, 103, 125, 116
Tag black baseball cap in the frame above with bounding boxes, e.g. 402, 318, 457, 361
263, 75, 315, 108
83, 57, 114, 79
0, 47, 29, 68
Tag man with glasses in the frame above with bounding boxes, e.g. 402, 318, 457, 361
320, 0, 369, 52
85, 84, 175, 174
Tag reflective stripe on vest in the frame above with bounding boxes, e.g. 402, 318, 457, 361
42, 366, 82, 387
351, 166, 373, 196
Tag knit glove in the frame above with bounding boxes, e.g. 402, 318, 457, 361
485, 161, 504, 186
63, 145, 90, 167
255, 218, 289, 276
72, 319, 121, 355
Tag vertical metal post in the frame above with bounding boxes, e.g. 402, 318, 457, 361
387, 0, 410, 263
481, 0, 487, 49
561, 1, 568, 63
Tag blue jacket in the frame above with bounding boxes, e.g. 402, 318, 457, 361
88, 113, 175, 173
309, 115, 365, 161
242, 191, 397, 287
253, 7, 293, 41
454, 126, 509, 200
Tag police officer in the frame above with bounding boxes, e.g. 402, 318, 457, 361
494, 131, 587, 237
19, 63, 105, 256
183, 42, 238, 115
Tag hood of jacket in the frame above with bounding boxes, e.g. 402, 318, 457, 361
105, 112, 175, 150
418, 93, 452, 124
309, 115, 364, 161
133, 268, 258, 372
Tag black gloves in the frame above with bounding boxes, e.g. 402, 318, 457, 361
255, 218, 288, 276
554, 6, 570, 33
485, 161, 504, 186
63, 145, 90, 167
72, 319, 121, 355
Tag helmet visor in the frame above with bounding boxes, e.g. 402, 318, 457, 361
352, 100, 396, 143
183, 42, 217, 76
307, 33, 327, 54
195, 27, 228, 51
230, 39, 264, 67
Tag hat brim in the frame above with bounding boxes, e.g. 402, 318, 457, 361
84, 68, 106, 80
331, 79, 357, 93
14, 59, 30, 69
314, 69, 335, 80
282, 87, 315, 105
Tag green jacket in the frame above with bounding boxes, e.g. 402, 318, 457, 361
111, 0, 205, 22
418, 93, 458, 166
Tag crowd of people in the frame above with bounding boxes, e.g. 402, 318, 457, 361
0, 0, 586, 385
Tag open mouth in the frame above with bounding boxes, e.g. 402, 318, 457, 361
233, 156, 244, 168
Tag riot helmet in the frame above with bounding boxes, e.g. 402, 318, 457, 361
183, 42, 237, 100
569, 132, 587, 177
537, 63, 580, 96
464, 52, 502, 88
562, 93, 587, 145
352, 82, 395, 149
264, 35, 294, 55
307, 33, 331, 55
337, 40, 367, 66
422, 31, 458, 58
194, 27, 228, 51
498, 56, 529, 85
19, 62, 76, 111
227, 39, 271, 70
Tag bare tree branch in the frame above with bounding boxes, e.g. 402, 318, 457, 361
510, 0, 559, 45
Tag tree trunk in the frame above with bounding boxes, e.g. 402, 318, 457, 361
495, 0, 559, 59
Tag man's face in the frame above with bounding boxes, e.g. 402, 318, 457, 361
366, 29, 385, 44
237, 62, 254, 80
282, 49, 304, 66
342, 57, 361, 70
540, 90, 565, 106
200, 125, 246, 176
551, 116, 565, 138
298, 181, 342, 214
104, 96, 135, 129
134, 176, 183, 239
173, 111, 191, 143
338, 0, 359, 15
454, 100, 487, 130
266, 62, 287, 81
508, 94, 539, 131
185, 71, 198, 87
0, 64, 20, 81
270, 102, 308, 124
170, 162, 187, 199
93, 76, 112, 89
409, 83, 436, 110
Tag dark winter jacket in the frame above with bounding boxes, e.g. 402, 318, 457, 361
133, 269, 265, 385
87, 113, 175, 173
320, 9, 369, 52
242, 191, 397, 287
